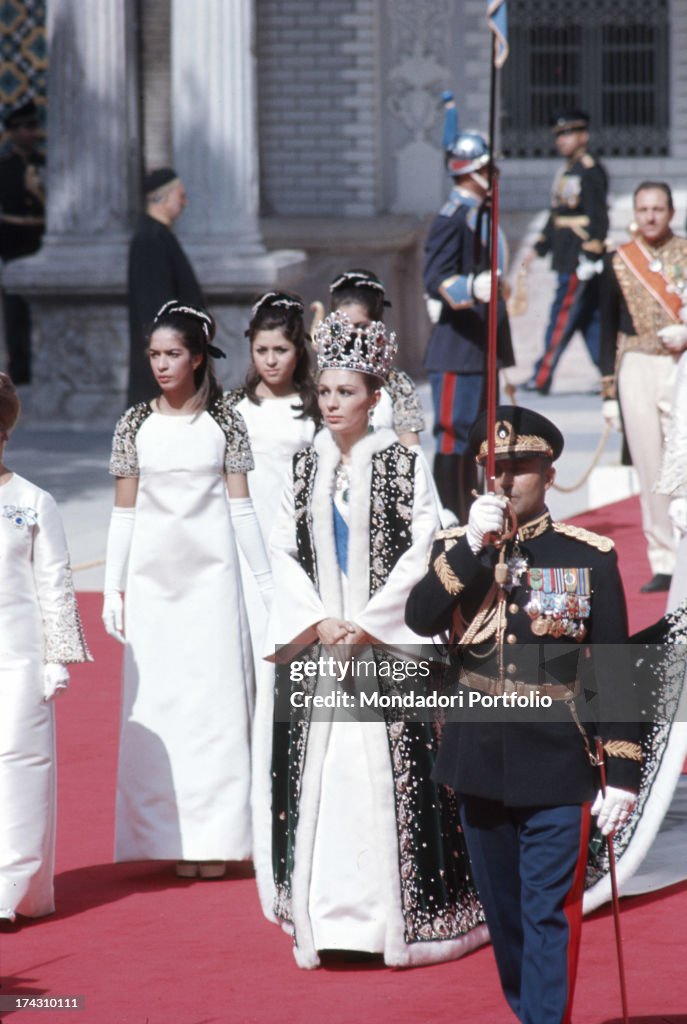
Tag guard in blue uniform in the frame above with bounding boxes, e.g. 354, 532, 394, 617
406, 406, 642, 1024
523, 110, 609, 395
423, 130, 514, 523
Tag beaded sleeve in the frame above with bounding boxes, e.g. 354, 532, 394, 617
208, 394, 255, 474
109, 403, 153, 477
385, 368, 425, 434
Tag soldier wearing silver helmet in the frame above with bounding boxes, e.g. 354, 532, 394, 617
423, 107, 514, 525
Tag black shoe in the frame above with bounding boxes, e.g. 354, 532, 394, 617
520, 378, 551, 396
640, 574, 672, 593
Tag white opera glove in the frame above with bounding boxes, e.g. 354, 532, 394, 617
591, 785, 637, 836
471, 270, 498, 304
466, 494, 507, 554
602, 399, 621, 432
102, 506, 135, 644
230, 497, 273, 611
658, 324, 687, 353
102, 591, 125, 644
43, 663, 70, 702
669, 496, 687, 536
576, 253, 604, 281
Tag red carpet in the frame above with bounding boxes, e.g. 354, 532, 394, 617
2, 497, 686, 1024
570, 495, 669, 634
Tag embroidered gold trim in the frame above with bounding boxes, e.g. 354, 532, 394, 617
552, 521, 614, 552
612, 236, 687, 344
603, 739, 643, 763
477, 433, 553, 464
517, 510, 551, 541
433, 551, 464, 595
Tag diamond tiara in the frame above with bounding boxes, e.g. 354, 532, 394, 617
313, 311, 397, 380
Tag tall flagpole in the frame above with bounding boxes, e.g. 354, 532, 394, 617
485, 32, 500, 493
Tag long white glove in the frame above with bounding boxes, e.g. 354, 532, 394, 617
591, 785, 637, 836
602, 399, 621, 432
102, 506, 135, 644
466, 494, 507, 554
230, 497, 273, 610
471, 270, 498, 304
669, 496, 687, 536
658, 324, 687, 353
43, 663, 70, 702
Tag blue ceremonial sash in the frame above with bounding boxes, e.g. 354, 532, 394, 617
333, 502, 349, 574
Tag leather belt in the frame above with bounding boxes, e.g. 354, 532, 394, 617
460, 670, 580, 702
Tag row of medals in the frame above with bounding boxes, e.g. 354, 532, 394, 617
506, 548, 589, 642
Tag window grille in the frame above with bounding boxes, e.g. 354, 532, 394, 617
501, 0, 669, 158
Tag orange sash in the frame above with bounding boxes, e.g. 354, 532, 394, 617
615, 239, 682, 322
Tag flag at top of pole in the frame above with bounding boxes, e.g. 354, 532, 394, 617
487, 0, 509, 68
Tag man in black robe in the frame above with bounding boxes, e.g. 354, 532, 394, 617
0, 99, 45, 384
127, 168, 204, 406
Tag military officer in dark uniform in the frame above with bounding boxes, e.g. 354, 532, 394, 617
406, 405, 641, 1024
423, 130, 514, 523
0, 99, 45, 384
127, 167, 204, 406
523, 110, 609, 395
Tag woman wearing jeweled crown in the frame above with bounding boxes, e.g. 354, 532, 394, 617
102, 301, 272, 880
263, 311, 487, 968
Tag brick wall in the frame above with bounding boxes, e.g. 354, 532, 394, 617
256, 0, 378, 215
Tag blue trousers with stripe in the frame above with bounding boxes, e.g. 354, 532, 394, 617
533, 273, 601, 392
460, 796, 591, 1024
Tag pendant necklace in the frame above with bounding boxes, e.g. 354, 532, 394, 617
335, 462, 351, 504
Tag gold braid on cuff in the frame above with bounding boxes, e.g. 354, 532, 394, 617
603, 739, 643, 763
600, 375, 617, 400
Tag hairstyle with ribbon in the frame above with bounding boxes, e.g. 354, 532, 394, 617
244, 291, 319, 422
0, 372, 20, 437
149, 300, 224, 411
329, 268, 390, 322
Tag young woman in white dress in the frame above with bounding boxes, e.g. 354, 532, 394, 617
265, 313, 486, 968
0, 373, 91, 926
328, 268, 426, 445
227, 291, 319, 919
329, 268, 456, 527
102, 302, 272, 880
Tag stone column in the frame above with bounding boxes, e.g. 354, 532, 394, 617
171, 0, 262, 260
169, 0, 304, 386
4, 0, 140, 421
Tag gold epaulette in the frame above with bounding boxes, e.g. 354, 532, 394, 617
553, 521, 614, 552
425, 524, 467, 571
581, 153, 595, 169
435, 525, 468, 541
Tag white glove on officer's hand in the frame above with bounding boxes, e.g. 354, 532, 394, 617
576, 254, 604, 281
471, 271, 498, 304
658, 324, 687, 353
602, 399, 621, 432
669, 496, 687, 536
43, 663, 70, 702
591, 786, 637, 836
424, 294, 443, 324
102, 591, 126, 644
466, 494, 508, 554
